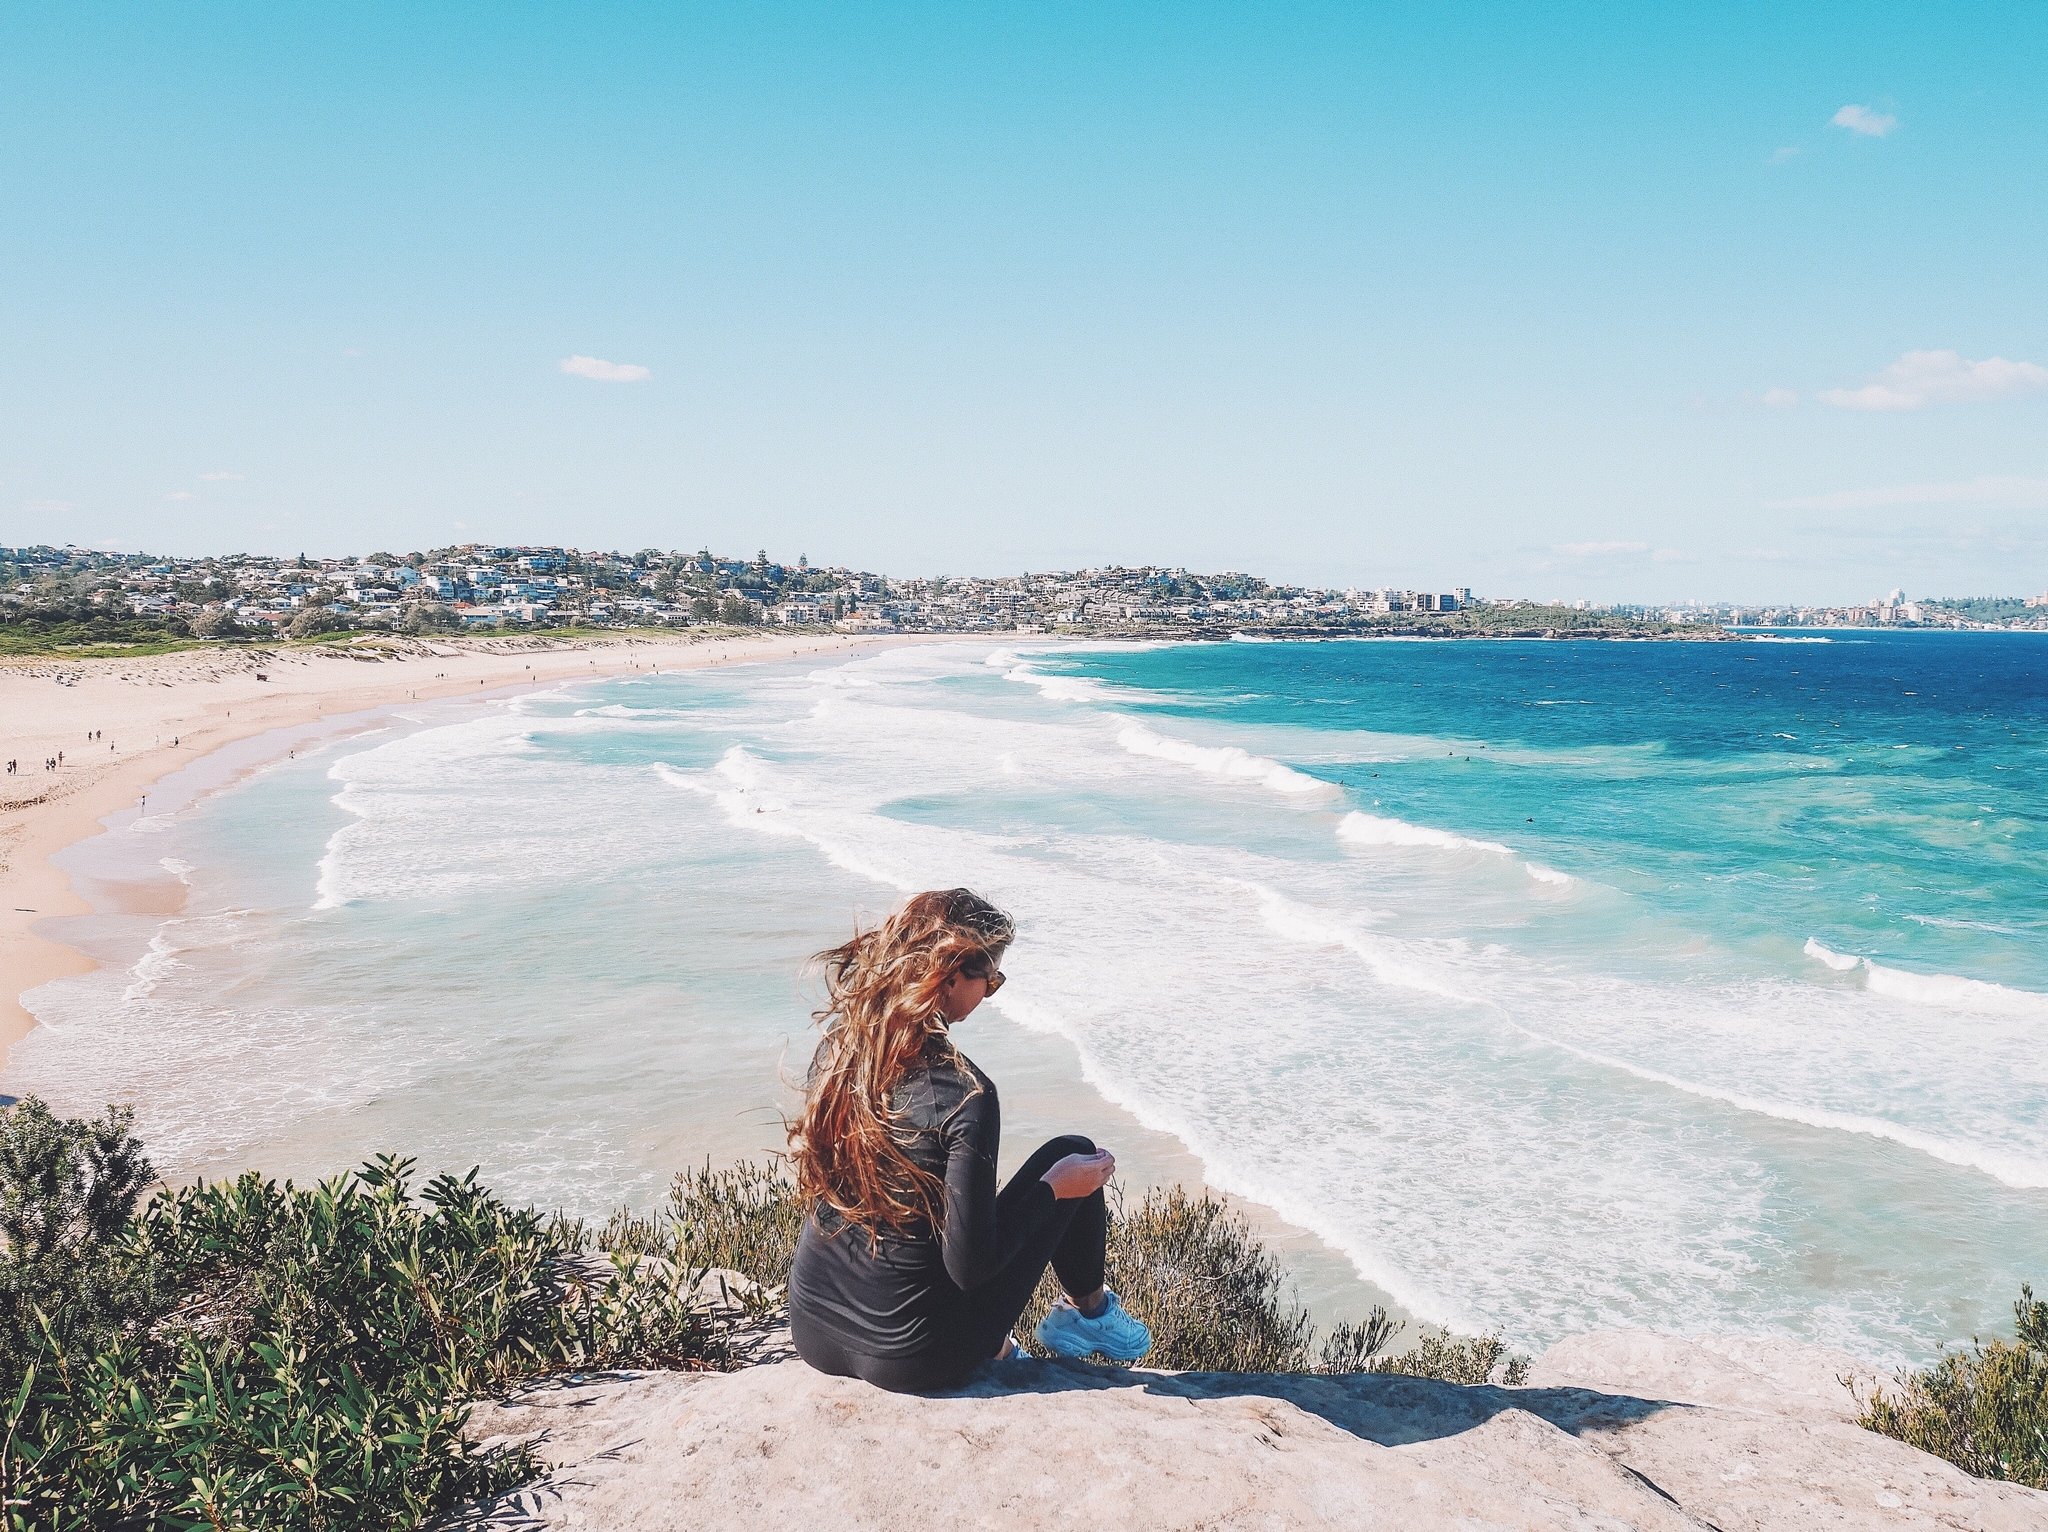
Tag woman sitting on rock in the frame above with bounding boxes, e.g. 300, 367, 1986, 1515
787, 887, 1152, 1392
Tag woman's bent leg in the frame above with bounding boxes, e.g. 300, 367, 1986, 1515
994, 1133, 1106, 1297
932, 1135, 1109, 1367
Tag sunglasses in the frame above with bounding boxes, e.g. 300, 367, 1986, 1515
961, 961, 1006, 994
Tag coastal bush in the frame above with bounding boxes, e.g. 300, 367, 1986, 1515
1018, 1184, 1315, 1371
189, 608, 246, 640
601, 1160, 805, 1301
1859, 1285, 2048, 1488
0, 1100, 159, 1384
631, 1161, 1532, 1382
1363, 1325, 1531, 1387
1013, 1185, 1530, 1382
0, 601, 193, 653
287, 605, 346, 638
0, 1101, 736, 1532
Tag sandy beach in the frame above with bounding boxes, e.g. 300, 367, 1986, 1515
0, 630, 907, 1073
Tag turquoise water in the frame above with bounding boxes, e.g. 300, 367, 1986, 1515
10, 634, 2046, 1361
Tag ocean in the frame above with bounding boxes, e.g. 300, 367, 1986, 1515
10, 632, 2047, 1363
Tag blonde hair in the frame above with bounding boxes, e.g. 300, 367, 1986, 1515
790, 889, 1013, 1239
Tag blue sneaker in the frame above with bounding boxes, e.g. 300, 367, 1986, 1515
1035, 1289, 1153, 1363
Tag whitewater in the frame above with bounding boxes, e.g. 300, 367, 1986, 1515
7, 633, 2046, 1363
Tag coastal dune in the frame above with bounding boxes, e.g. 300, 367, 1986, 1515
0, 631, 894, 1070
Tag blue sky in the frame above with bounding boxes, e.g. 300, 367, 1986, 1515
2, 3, 2044, 602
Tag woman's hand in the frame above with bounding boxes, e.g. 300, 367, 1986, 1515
1042, 1149, 1115, 1199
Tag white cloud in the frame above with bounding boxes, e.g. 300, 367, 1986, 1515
165, 491, 197, 502
1831, 104, 1897, 138
199, 470, 245, 482
1818, 349, 2048, 411
1760, 387, 1799, 408
1766, 475, 2048, 512
1555, 540, 1651, 557
559, 354, 652, 383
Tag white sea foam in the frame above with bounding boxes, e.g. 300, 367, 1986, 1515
1114, 721, 1339, 800
1803, 937, 1863, 972
1337, 811, 1509, 854
123, 928, 182, 1004
1246, 885, 1476, 1005
309, 707, 666, 911
994, 647, 1209, 711
1804, 938, 2048, 1018
577, 702, 699, 718
654, 751, 915, 891
1863, 961, 2048, 1018
1005, 662, 1112, 705
805, 668, 880, 688
1905, 913, 2025, 936
1495, 1015, 2048, 1189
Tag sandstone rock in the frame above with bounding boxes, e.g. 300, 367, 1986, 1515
1526, 1329, 1881, 1421
448, 1337, 2048, 1531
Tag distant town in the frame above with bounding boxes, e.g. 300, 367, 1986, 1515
3, 543, 2046, 647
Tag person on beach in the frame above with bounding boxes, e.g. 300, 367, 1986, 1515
787, 888, 1151, 1392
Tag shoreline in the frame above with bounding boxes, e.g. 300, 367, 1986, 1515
0, 631, 925, 1074
2, 632, 1404, 1333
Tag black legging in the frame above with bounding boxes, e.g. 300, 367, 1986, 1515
792, 1134, 1106, 1392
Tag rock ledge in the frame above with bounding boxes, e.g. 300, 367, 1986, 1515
452, 1330, 2047, 1531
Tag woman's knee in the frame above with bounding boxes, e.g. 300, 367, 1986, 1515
1043, 1132, 1096, 1158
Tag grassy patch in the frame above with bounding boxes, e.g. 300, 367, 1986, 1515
0, 630, 202, 658
1859, 1287, 2048, 1488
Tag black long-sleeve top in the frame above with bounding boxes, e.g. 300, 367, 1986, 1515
787, 1041, 1058, 1358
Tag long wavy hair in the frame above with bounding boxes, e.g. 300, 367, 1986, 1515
790, 888, 1014, 1240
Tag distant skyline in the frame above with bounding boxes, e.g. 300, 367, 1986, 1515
3, 4, 2044, 604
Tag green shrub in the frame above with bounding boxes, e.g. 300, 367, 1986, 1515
601, 1160, 805, 1297
1859, 1286, 2048, 1488
0, 1099, 158, 1385
0, 1102, 734, 1532
640, 1161, 1530, 1383
1364, 1324, 1530, 1387
1012, 1184, 1529, 1382
1017, 1184, 1315, 1372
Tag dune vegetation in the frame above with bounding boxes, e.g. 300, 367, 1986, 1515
1858, 1286, 2048, 1489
